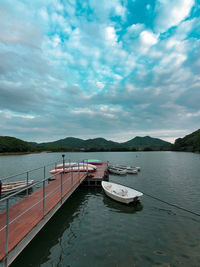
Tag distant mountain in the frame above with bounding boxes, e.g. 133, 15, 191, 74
39, 137, 84, 149
34, 136, 171, 151
81, 138, 123, 150
0, 136, 31, 153
38, 137, 123, 150
0, 135, 173, 153
121, 136, 172, 150
173, 129, 200, 152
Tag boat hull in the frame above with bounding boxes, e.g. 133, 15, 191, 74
2, 180, 34, 196
104, 188, 139, 204
49, 166, 95, 174
102, 181, 143, 204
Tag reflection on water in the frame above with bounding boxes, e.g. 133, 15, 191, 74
11, 187, 89, 267
103, 194, 143, 214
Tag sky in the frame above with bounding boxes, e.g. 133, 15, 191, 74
0, 0, 200, 144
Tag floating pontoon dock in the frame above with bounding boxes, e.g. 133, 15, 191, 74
0, 161, 108, 267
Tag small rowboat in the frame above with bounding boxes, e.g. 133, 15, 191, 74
102, 181, 143, 204
108, 167, 127, 175
116, 165, 141, 172
1, 180, 34, 197
49, 166, 95, 174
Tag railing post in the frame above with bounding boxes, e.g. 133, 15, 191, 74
62, 154, 65, 172
43, 180, 45, 217
26, 171, 29, 185
61, 172, 63, 204
78, 162, 80, 183
6, 198, 9, 254
87, 159, 88, 174
44, 166, 46, 180
71, 165, 73, 186
0, 180, 2, 199
26, 171, 29, 195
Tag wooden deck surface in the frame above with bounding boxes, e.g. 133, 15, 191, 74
0, 171, 86, 262
87, 162, 108, 179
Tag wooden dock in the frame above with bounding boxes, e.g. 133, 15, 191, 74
82, 162, 109, 186
0, 162, 108, 267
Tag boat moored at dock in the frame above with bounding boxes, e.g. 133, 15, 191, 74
102, 181, 143, 204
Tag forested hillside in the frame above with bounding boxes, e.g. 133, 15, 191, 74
0, 136, 31, 152
173, 129, 200, 152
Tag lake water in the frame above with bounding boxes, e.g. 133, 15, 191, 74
0, 151, 200, 267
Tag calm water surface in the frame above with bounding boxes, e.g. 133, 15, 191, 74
0, 152, 200, 267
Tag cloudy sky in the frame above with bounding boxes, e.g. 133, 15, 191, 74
0, 0, 199, 143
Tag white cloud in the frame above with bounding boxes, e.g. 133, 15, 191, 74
139, 30, 158, 53
105, 26, 118, 46
96, 81, 105, 89
126, 83, 135, 92
186, 110, 200, 118
52, 34, 61, 47
39, 8, 49, 21
155, 0, 195, 33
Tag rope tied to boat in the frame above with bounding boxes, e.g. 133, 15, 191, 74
141, 190, 200, 217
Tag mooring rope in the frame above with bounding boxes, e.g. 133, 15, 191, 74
141, 190, 200, 217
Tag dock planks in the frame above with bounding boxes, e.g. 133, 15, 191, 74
0, 171, 87, 264
0, 162, 109, 266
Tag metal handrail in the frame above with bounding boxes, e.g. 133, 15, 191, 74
0, 172, 60, 203
0, 158, 89, 255
0, 161, 58, 182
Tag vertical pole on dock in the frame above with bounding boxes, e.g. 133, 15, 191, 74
0, 180, 2, 199
78, 162, 80, 183
61, 172, 63, 204
44, 166, 46, 180
43, 180, 45, 217
62, 154, 65, 171
71, 165, 73, 186
26, 171, 29, 196
87, 159, 88, 174
26, 171, 29, 185
6, 198, 9, 254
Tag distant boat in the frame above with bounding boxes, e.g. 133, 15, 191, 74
115, 164, 141, 172
108, 166, 127, 175
1, 180, 34, 197
126, 168, 138, 174
102, 181, 143, 204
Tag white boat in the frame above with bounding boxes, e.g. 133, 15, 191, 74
1, 180, 34, 196
102, 181, 143, 204
126, 168, 138, 174
115, 165, 140, 173
108, 167, 127, 175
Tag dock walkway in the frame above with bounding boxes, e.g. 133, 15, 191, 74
0, 161, 108, 267
0, 171, 86, 266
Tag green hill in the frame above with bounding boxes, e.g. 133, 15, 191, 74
0, 135, 173, 153
173, 129, 200, 152
36, 136, 171, 151
81, 138, 124, 150
0, 136, 31, 153
38, 137, 123, 151
121, 136, 172, 150
39, 137, 84, 149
